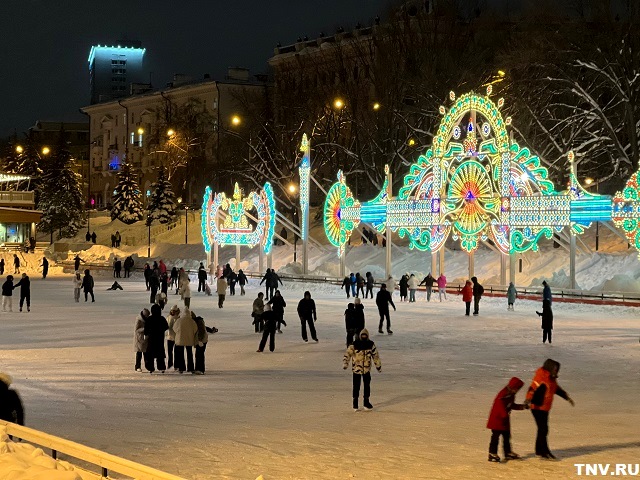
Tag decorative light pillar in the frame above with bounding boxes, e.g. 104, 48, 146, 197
300, 134, 311, 274
385, 165, 392, 279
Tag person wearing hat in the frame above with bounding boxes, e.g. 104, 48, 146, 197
166, 305, 181, 370
542, 280, 552, 305
134, 308, 150, 372
257, 303, 285, 352
343, 328, 382, 411
173, 307, 197, 373
143, 304, 168, 373
375, 283, 396, 335
0, 373, 24, 425
486, 377, 528, 463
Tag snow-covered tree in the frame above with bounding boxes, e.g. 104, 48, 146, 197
37, 139, 84, 239
2, 138, 43, 194
111, 161, 144, 224
147, 166, 176, 224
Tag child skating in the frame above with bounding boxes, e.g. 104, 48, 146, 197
487, 377, 528, 462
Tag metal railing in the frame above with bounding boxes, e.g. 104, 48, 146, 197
0, 190, 35, 205
0, 420, 186, 480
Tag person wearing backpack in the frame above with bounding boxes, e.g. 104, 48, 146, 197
471, 276, 484, 316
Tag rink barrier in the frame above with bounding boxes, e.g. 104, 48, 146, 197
0, 420, 186, 480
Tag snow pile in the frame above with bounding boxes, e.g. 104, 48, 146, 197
0, 426, 82, 479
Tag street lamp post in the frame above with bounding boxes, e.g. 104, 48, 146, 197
147, 216, 152, 258
184, 205, 189, 245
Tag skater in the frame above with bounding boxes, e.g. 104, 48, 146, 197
158, 259, 167, 275
143, 263, 152, 290
14, 273, 30, 312
361, 226, 368, 244
193, 312, 208, 374
170, 266, 178, 289
144, 304, 168, 373
166, 305, 180, 370
123, 256, 134, 278
408, 274, 419, 302
115, 230, 121, 247
13, 254, 20, 274
179, 274, 191, 308
384, 275, 396, 297
113, 257, 122, 278
82, 269, 95, 302
228, 269, 238, 296
524, 359, 575, 459
462, 280, 473, 316
197, 263, 207, 292
536, 300, 554, 343
487, 377, 528, 463
216, 275, 227, 308
160, 272, 168, 296
91, 231, 97, 244
349, 272, 357, 298
0, 258, 4, 275
507, 282, 517, 310
40, 257, 49, 279
2, 275, 14, 312
173, 307, 197, 373
399, 274, 409, 302
107, 281, 123, 291
134, 308, 150, 372
111, 233, 116, 248
472, 276, 484, 316
356, 273, 365, 298
237, 269, 248, 295
345, 303, 356, 346
297, 291, 318, 342
85, 231, 91, 242
376, 283, 396, 335
257, 304, 282, 352
74, 255, 84, 272
437, 273, 447, 301
354, 297, 365, 334
268, 269, 283, 299
260, 269, 273, 300
0, 372, 24, 426
149, 271, 160, 305
542, 280, 552, 304
73, 271, 82, 302
341, 275, 351, 299
155, 291, 167, 309
252, 292, 265, 333
365, 272, 374, 299
343, 328, 381, 411
267, 290, 287, 333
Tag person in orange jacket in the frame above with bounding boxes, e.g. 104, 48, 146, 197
486, 377, 528, 463
524, 359, 575, 459
461, 280, 473, 316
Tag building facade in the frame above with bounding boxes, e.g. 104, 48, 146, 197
89, 43, 146, 105
0, 173, 41, 246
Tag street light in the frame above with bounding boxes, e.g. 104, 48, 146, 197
585, 177, 594, 185
41, 146, 50, 155
372, 102, 380, 111
167, 128, 176, 137
137, 127, 144, 135
408, 138, 416, 146
184, 205, 189, 244
288, 183, 297, 194
147, 215, 152, 258
333, 98, 344, 109
231, 115, 241, 126
15, 145, 23, 154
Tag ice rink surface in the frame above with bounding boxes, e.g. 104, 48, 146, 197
1, 274, 639, 479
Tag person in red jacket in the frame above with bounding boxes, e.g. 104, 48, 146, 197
524, 359, 575, 459
487, 377, 528, 462
461, 280, 473, 316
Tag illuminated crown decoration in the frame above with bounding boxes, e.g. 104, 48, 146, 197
201, 182, 276, 254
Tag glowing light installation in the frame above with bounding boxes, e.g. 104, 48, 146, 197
299, 134, 311, 273
201, 182, 276, 254
323, 88, 640, 257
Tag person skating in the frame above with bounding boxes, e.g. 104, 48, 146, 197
536, 300, 554, 343
437, 273, 447, 301
257, 304, 283, 352
85, 231, 91, 242
267, 270, 283, 299
149, 271, 160, 305
542, 280, 552, 305
252, 292, 265, 333
14, 273, 30, 312
349, 273, 357, 298
507, 282, 517, 310
462, 280, 473, 316
228, 270, 238, 296
113, 257, 122, 278
237, 269, 248, 295
193, 311, 208, 374
399, 274, 409, 302
297, 291, 318, 342
134, 308, 150, 372
144, 304, 168, 373
160, 272, 168, 296
173, 307, 197, 373
0, 372, 24, 426
158, 259, 167, 276
2, 275, 14, 312
82, 269, 95, 302
267, 290, 287, 333
341, 275, 351, 298
365, 272, 374, 299
345, 303, 356, 346
13, 254, 20, 274
354, 297, 365, 334
170, 266, 178, 290
384, 275, 396, 297
143, 263, 152, 291
356, 273, 365, 298
343, 328, 381, 411
197, 262, 207, 292
524, 359, 575, 459
123, 256, 134, 278
376, 284, 396, 334
259, 269, 273, 300
165, 305, 180, 370
91, 232, 97, 243
179, 272, 191, 308
73, 271, 82, 303
40, 257, 49, 279
0, 258, 4, 275
487, 377, 528, 462
472, 276, 484, 316
108, 281, 123, 291
216, 275, 227, 308
408, 274, 419, 302
74, 255, 84, 272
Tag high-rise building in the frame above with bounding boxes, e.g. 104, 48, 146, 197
88, 42, 146, 104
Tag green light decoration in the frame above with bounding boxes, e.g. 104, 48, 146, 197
323, 87, 640, 257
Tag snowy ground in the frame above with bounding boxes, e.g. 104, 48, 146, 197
1, 273, 639, 479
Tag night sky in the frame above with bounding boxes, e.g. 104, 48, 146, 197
1, 0, 390, 138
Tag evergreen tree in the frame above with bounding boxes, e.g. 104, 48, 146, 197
147, 166, 177, 224
111, 161, 144, 224
37, 135, 84, 239
3, 136, 43, 193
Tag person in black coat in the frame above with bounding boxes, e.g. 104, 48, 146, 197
149, 272, 160, 304
267, 271, 282, 300
345, 303, 356, 346
113, 258, 122, 278
376, 284, 396, 335
297, 291, 318, 342
13, 254, 20, 274
0, 258, 4, 275
341, 276, 351, 298
267, 290, 287, 333
0, 373, 24, 426
257, 304, 283, 352
40, 257, 49, 279
237, 269, 248, 296
228, 270, 238, 296
74, 255, 84, 272
82, 269, 95, 302
354, 297, 365, 333
399, 274, 409, 302
197, 263, 207, 292
536, 300, 554, 344
144, 304, 169, 372
143, 263, 152, 290
14, 273, 30, 312
419, 273, 435, 302
365, 272, 374, 299
260, 269, 273, 300
123, 256, 134, 278
471, 276, 484, 316
2, 275, 14, 312
91, 231, 97, 244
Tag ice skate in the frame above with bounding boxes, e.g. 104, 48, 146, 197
505, 452, 521, 460
363, 400, 373, 410
353, 399, 358, 411
387, 330, 393, 335
135, 368, 142, 372
488, 454, 501, 463
378, 329, 384, 334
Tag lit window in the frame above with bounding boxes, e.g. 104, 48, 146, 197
138, 134, 143, 147
130, 132, 135, 144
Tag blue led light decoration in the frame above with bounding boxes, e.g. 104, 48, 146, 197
201, 182, 276, 254
299, 134, 311, 241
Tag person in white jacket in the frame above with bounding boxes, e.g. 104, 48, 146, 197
407, 274, 419, 303
134, 308, 150, 372
165, 305, 180, 370
73, 271, 83, 303
384, 275, 397, 297
217, 276, 228, 308
172, 308, 197, 373
179, 278, 191, 308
